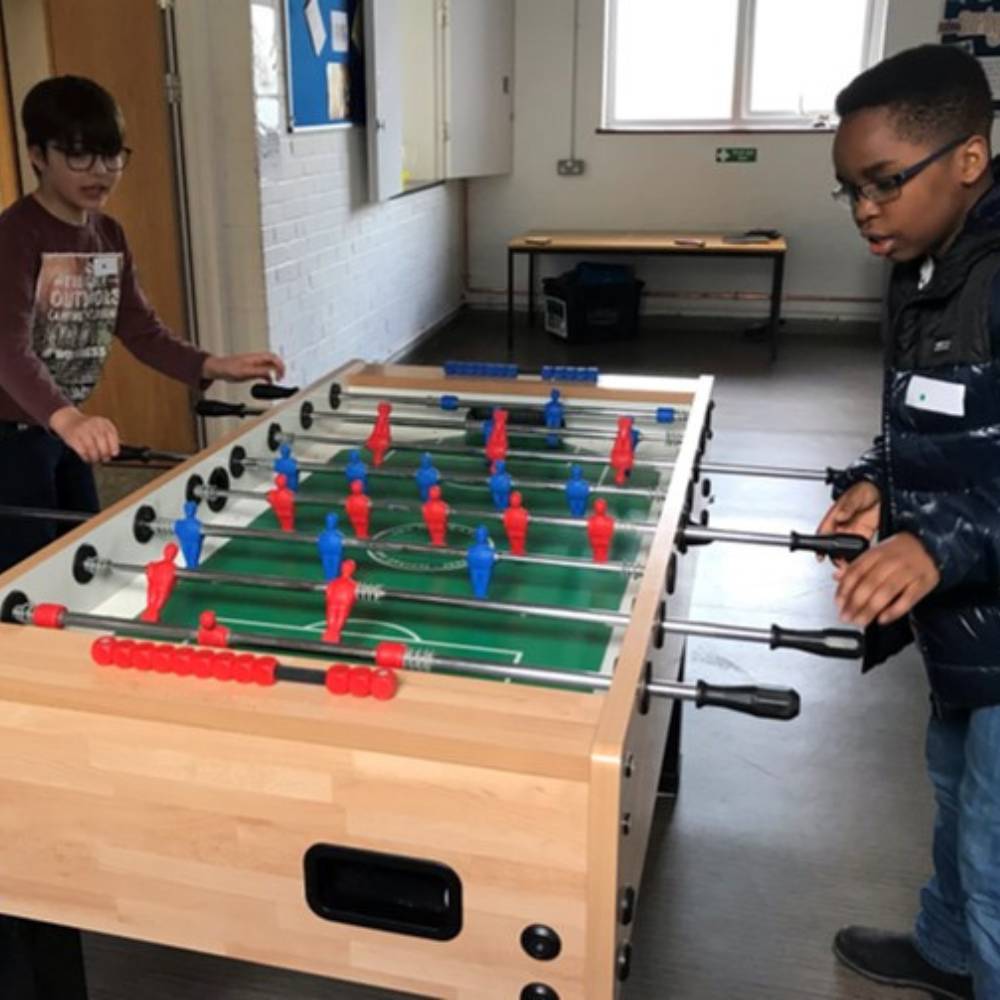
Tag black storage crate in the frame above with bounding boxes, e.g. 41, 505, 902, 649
542, 263, 644, 343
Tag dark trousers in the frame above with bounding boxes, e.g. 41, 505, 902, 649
0, 425, 94, 998
0, 425, 99, 573
0, 917, 88, 1000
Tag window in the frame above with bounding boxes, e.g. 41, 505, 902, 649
603, 0, 888, 131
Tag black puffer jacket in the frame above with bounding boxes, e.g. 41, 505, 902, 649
835, 164, 1000, 708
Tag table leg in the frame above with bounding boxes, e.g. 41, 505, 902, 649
768, 252, 786, 362
658, 643, 685, 797
528, 252, 536, 328
506, 248, 514, 356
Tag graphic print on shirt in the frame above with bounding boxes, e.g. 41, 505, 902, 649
30, 252, 122, 403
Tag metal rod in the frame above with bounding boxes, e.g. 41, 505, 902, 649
280, 429, 682, 471
0, 504, 91, 524
309, 407, 670, 444
683, 525, 790, 549
240, 454, 666, 499
99, 555, 629, 626
154, 518, 636, 575
700, 461, 832, 483
8, 602, 795, 715
195, 481, 659, 535
335, 386, 691, 423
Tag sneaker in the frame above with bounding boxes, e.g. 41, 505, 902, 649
833, 926, 974, 1000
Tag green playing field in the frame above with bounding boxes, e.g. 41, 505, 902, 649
156, 431, 663, 676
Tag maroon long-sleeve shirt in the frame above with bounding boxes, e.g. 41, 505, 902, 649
0, 194, 207, 426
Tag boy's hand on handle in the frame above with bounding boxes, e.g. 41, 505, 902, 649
833, 532, 940, 627
815, 481, 882, 560
202, 352, 286, 384
49, 406, 120, 464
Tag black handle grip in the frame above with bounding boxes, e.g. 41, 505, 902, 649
114, 444, 151, 462
789, 530, 869, 562
196, 400, 264, 418
825, 466, 845, 485
695, 681, 800, 720
250, 382, 299, 400
111, 444, 188, 464
770, 624, 864, 660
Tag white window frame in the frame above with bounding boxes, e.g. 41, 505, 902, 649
602, 0, 889, 132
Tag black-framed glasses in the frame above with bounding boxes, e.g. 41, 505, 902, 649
50, 144, 132, 173
831, 134, 970, 207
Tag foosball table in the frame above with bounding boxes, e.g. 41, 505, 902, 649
0, 361, 864, 1000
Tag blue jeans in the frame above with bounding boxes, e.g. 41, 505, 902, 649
0, 425, 98, 573
914, 704, 1000, 998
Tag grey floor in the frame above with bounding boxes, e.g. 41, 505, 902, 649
85, 311, 935, 999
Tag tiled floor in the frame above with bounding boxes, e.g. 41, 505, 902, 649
85, 311, 936, 999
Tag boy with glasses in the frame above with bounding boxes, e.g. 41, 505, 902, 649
0, 75, 284, 999
818, 44, 1000, 999
0, 75, 285, 574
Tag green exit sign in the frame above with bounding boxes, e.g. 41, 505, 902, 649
716, 147, 758, 164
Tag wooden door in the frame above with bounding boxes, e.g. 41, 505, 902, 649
0, 9, 20, 208
45, 0, 198, 453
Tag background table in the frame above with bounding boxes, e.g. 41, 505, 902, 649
507, 230, 788, 360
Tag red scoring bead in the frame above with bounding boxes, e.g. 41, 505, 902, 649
172, 647, 196, 677
194, 649, 216, 679
349, 666, 373, 698
213, 652, 236, 682
253, 656, 278, 687
132, 642, 155, 671
325, 664, 351, 695
152, 645, 174, 674
371, 668, 398, 701
31, 603, 66, 629
113, 640, 136, 668
374, 642, 407, 669
91, 636, 117, 666
233, 654, 257, 684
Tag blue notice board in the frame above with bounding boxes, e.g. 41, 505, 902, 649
941, 1, 1000, 110
284, 0, 365, 130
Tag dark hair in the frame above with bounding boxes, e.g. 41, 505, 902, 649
21, 75, 125, 154
836, 45, 993, 144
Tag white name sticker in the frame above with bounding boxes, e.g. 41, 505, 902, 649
92, 254, 119, 277
905, 374, 966, 417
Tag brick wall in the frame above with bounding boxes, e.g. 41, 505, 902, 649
251, 0, 464, 385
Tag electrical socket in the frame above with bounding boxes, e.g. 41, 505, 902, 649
557, 158, 586, 176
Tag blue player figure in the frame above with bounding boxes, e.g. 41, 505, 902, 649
414, 452, 440, 502
466, 525, 497, 599
488, 460, 512, 511
544, 388, 564, 448
565, 464, 590, 517
173, 500, 204, 569
316, 512, 344, 581
482, 416, 493, 446
273, 442, 300, 492
344, 449, 368, 492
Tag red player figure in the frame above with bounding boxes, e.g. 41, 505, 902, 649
587, 498, 615, 563
502, 490, 529, 555
485, 408, 509, 464
421, 484, 449, 545
366, 401, 393, 466
140, 542, 179, 623
345, 479, 372, 538
609, 416, 635, 485
197, 609, 230, 647
267, 473, 296, 531
323, 559, 358, 643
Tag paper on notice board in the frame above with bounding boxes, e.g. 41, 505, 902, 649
327, 61, 349, 119
304, 0, 326, 56
331, 10, 349, 53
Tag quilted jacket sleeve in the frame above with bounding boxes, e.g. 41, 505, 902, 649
830, 435, 887, 500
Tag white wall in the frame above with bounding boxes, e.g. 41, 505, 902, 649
466, 0, 968, 322
251, 0, 464, 387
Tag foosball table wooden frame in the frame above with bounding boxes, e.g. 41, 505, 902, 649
0, 361, 715, 1000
